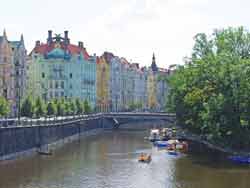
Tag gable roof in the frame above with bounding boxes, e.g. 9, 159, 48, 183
32, 42, 90, 60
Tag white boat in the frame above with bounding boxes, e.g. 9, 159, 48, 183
148, 129, 160, 142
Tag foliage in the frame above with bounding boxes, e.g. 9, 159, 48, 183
35, 97, 46, 118
167, 27, 250, 149
83, 99, 91, 114
64, 100, 71, 115
0, 97, 10, 117
21, 96, 34, 118
47, 101, 57, 116
128, 101, 143, 111
76, 98, 84, 114
56, 98, 65, 116
69, 99, 76, 115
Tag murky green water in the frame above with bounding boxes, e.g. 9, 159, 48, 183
0, 129, 250, 188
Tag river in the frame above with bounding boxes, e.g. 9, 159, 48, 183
0, 129, 250, 188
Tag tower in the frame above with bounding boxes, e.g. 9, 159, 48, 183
151, 53, 158, 72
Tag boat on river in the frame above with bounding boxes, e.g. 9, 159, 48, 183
166, 140, 188, 154
228, 156, 250, 164
154, 140, 171, 148
148, 129, 160, 142
138, 153, 152, 163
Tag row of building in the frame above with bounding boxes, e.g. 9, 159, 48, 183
0, 30, 171, 116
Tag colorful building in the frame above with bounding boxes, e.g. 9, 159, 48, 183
0, 30, 27, 116
147, 53, 169, 111
27, 30, 96, 108
96, 53, 110, 112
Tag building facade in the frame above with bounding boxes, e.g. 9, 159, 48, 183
0, 29, 169, 115
96, 54, 110, 112
0, 30, 27, 116
147, 53, 169, 111
27, 30, 96, 108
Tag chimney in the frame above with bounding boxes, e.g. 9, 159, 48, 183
78, 41, 84, 48
36, 40, 40, 47
64, 30, 70, 45
47, 30, 52, 44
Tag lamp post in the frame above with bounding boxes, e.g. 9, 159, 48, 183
15, 61, 21, 126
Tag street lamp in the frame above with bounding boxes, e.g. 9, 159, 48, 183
15, 61, 21, 126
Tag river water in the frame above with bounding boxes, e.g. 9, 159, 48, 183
0, 129, 250, 188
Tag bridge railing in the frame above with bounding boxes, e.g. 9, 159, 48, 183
0, 112, 175, 128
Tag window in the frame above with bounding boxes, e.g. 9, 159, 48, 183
3, 57, 7, 63
61, 81, 64, 89
69, 84, 73, 89
55, 92, 58, 97
55, 81, 58, 89
70, 73, 72, 78
61, 92, 64, 97
42, 72, 45, 78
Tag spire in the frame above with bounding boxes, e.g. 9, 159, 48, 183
3, 29, 7, 39
20, 34, 24, 45
151, 53, 158, 72
20, 34, 24, 42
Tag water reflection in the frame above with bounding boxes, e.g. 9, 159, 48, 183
0, 130, 250, 188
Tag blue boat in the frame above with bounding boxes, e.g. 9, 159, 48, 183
167, 150, 179, 156
228, 156, 250, 164
154, 141, 171, 148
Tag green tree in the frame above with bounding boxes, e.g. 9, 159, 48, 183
21, 96, 34, 118
83, 99, 91, 114
56, 98, 65, 116
64, 100, 71, 115
167, 27, 250, 149
69, 99, 76, 115
35, 97, 46, 118
76, 98, 84, 114
47, 101, 57, 116
0, 97, 10, 117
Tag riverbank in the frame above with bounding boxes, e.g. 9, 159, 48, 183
174, 125, 250, 156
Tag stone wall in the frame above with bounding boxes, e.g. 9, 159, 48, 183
0, 116, 104, 161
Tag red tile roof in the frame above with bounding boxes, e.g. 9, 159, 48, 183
32, 42, 90, 60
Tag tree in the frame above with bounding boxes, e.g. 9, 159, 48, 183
64, 100, 71, 115
35, 97, 46, 118
83, 99, 91, 114
69, 99, 76, 115
167, 27, 250, 149
56, 99, 65, 116
21, 96, 34, 118
0, 97, 10, 117
47, 101, 57, 116
76, 98, 84, 114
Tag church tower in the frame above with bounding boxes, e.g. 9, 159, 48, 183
151, 53, 158, 72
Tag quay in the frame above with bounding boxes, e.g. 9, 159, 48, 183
0, 113, 175, 161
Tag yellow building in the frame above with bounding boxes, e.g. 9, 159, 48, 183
147, 71, 157, 109
96, 56, 110, 112
147, 54, 158, 109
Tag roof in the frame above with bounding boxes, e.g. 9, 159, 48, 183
32, 42, 90, 60
103, 52, 114, 63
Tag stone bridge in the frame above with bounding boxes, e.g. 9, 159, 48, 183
102, 112, 176, 129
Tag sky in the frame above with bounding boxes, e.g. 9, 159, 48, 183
0, 0, 249, 68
